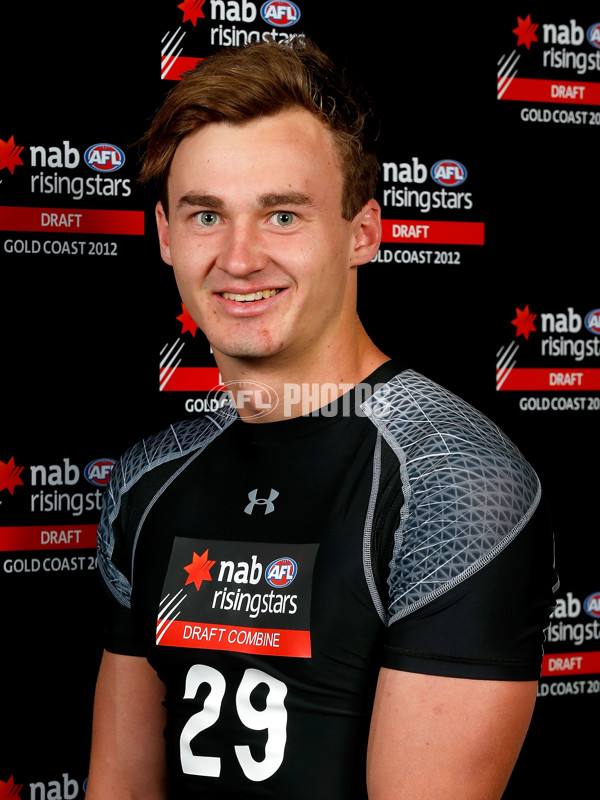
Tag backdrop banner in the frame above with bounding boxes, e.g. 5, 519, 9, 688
1, 5, 596, 796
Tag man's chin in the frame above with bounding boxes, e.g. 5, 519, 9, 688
211, 340, 284, 363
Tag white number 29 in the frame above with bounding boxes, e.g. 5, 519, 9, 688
180, 664, 288, 782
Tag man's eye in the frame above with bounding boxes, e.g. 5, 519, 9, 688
195, 211, 220, 227
270, 211, 296, 227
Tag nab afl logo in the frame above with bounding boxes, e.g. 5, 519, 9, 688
260, 1, 300, 27
431, 159, 467, 187
265, 557, 298, 587
84, 458, 116, 486
85, 143, 125, 172
587, 23, 600, 49
584, 592, 600, 618
585, 309, 600, 335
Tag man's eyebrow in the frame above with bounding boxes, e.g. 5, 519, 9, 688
258, 192, 314, 208
177, 193, 223, 210
175, 191, 314, 211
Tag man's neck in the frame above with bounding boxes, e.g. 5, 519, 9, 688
214, 327, 388, 423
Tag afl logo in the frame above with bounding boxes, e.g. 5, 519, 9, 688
84, 143, 125, 172
265, 557, 298, 587
584, 592, 600, 618
206, 379, 278, 421
431, 159, 467, 187
587, 23, 600, 49
84, 458, 116, 486
585, 309, 600, 335
260, 1, 300, 27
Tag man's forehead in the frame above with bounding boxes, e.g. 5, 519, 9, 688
166, 108, 344, 211
171, 107, 338, 163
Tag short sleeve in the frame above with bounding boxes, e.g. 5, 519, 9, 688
382, 498, 558, 680
361, 370, 559, 680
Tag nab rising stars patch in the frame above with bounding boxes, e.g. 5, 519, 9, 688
157, 539, 319, 658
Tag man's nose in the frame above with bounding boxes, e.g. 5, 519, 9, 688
216, 220, 268, 277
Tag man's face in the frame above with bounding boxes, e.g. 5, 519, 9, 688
156, 107, 380, 370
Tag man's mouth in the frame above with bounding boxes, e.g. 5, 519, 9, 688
221, 289, 281, 302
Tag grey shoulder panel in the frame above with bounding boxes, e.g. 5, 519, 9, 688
361, 370, 540, 623
97, 410, 235, 608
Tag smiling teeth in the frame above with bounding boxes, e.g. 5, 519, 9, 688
222, 289, 280, 302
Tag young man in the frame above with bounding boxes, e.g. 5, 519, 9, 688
87, 39, 557, 798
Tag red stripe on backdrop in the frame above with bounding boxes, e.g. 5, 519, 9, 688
160, 366, 223, 391
381, 219, 485, 245
542, 651, 600, 677
0, 206, 145, 235
0, 525, 98, 551
497, 368, 600, 391
499, 77, 600, 105
161, 55, 203, 81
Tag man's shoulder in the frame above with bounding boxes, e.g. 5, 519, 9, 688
108, 408, 236, 503
364, 368, 485, 427
97, 408, 237, 607
363, 370, 542, 621
363, 368, 533, 475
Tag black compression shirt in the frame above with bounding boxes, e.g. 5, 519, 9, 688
97, 362, 558, 798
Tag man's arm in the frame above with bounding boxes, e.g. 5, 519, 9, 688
367, 667, 536, 799
86, 650, 168, 800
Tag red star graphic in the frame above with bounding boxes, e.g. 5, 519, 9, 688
0, 457, 24, 495
511, 305, 537, 339
178, 0, 206, 26
512, 14, 539, 50
0, 775, 24, 800
0, 135, 24, 175
177, 303, 199, 336
184, 549, 216, 590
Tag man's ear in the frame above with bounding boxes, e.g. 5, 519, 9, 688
349, 199, 382, 267
155, 202, 173, 266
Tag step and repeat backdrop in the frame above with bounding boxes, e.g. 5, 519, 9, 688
1, 4, 597, 797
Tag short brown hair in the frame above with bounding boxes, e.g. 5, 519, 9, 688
139, 38, 379, 220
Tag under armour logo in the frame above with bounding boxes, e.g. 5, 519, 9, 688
244, 488, 279, 515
